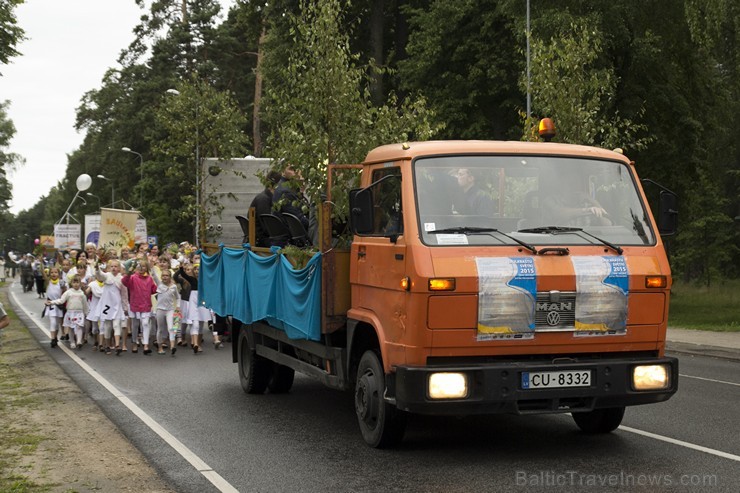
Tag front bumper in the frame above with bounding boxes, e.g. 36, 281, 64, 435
391, 356, 678, 415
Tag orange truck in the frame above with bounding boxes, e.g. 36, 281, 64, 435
202, 136, 679, 448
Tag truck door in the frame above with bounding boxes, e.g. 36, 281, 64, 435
350, 165, 408, 342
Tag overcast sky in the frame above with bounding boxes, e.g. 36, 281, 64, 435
0, 1, 146, 214
1, 0, 231, 215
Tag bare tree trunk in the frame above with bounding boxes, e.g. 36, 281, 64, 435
252, 21, 267, 157
394, 0, 410, 101
369, 0, 384, 106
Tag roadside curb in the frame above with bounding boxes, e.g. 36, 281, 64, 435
666, 341, 740, 362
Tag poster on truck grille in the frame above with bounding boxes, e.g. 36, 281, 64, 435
571, 256, 629, 335
476, 257, 537, 341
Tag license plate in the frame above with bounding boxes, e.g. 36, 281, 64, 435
521, 370, 591, 389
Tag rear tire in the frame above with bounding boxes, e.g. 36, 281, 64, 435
572, 407, 625, 433
238, 329, 271, 394
268, 364, 295, 393
354, 350, 407, 448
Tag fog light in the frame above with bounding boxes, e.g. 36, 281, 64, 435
633, 364, 669, 390
428, 372, 468, 399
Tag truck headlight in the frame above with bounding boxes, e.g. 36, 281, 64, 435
428, 372, 468, 399
632, 364, 670, 391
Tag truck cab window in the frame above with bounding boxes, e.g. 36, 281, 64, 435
366, 167, 403, 236
415, 156, 655, 247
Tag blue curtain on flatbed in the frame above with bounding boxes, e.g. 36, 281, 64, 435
200, 247, 322, 341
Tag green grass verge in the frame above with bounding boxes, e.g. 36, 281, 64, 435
0, 296, 54, 492
669, 279, 740, 331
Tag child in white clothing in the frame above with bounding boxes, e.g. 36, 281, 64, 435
46, 276, 89, 349
153, 268, 181, 355
96, 259, 126, 355
86, 278, 105, 351
44, 266, 66, 348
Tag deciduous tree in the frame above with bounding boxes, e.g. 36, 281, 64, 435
151, 76, 250, 243
0, 0, 24, 72
264, 0, 439, 225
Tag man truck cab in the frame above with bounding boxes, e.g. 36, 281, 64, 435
348, 140, 677, 446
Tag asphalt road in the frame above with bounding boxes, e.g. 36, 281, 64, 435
9, 280, 740, 493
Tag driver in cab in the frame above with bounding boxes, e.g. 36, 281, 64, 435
542, 170, 611, 227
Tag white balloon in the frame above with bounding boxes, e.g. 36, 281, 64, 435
76, 173, 92, 191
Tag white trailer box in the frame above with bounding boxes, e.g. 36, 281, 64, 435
202, 157, 271, 245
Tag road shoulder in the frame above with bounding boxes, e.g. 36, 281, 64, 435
667, 327, 740, 362
0, 289, 174, 492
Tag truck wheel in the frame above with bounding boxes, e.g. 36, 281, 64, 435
238, 330, 271, 394
572, 407, 625, 433
268, 364, 295, 393
354, 350, 407, 448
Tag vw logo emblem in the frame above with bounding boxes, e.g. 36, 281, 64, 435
546, 311, 561, 326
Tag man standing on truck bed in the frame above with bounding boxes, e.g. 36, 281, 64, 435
250, 170, 282, 247
273, 165, 309, 229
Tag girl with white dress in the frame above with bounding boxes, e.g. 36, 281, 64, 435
95, 259, 126, 355
173, 263, 192, 348
177, 263, 214, 354
46, 276, 89, 349
44, 267, 66, 348
85, 277, 105, 351
153, 268, 180, 355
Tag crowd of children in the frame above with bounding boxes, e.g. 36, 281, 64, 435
37, 241, 224, 356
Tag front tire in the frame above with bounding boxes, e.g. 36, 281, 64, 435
572, 407, 625, 433
354, 350, 407, 448
238, 329, 271, 394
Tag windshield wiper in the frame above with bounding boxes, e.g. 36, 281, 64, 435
428, 227, 537, 254
518, 226, 582, 234
518, 226, 623, 255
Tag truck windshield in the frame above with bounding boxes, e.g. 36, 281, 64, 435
414, 155, 655, 247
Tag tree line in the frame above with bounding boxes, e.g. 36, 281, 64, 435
0, 0, 738, 284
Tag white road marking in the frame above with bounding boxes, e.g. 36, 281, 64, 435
679, 373, 740, 387
10, 288, 240, 493
619, 426, 740, 463
13, 281, 740, 479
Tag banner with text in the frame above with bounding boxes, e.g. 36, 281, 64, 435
86, 214, 147, 247
99, 208, 139, 253
54, 224, 82, 250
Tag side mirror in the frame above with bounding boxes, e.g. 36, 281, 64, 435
658, 191, 678, 236
349, 188, 374, 235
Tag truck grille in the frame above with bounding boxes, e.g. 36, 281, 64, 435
535, 292, 576, 330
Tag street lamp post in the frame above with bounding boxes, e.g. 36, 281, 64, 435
526, 0, 531, 120
166, 88, 200, 247
121, 147, 144, 208
97, 175, 114, 207
87, 193, 101, 210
